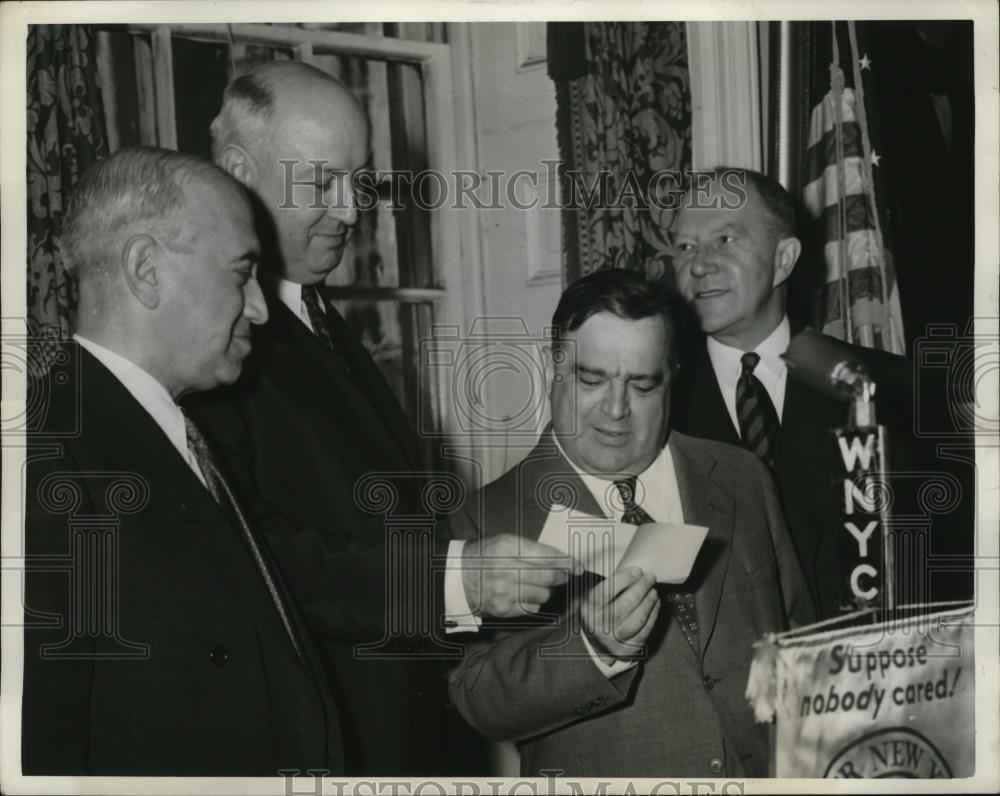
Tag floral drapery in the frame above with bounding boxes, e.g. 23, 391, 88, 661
27, 25, 108, 349
549, 22, 692, 283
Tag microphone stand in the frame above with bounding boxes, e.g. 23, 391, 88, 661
783, 329, 894, 615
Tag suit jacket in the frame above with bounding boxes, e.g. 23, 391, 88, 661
447, 431, 813, 778
189, 293, 461, 775
22, 345, 342, 776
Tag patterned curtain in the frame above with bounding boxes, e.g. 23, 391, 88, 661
26, 25, 108, 360
548, 22, 692, 284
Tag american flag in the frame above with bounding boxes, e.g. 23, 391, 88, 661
802, 65, 905, 355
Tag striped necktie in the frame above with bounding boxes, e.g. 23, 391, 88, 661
301, 284, 351, 374
184, 413, 304, 662
613, 477, 699, 653
736, 351, 780, 467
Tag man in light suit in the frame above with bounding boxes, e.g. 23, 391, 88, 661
22, 147, 343, 775
668, 167, 970, 618
448, 269, 813, 777
193, 60, 569, 773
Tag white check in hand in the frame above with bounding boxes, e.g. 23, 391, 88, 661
538, 503, 709, 584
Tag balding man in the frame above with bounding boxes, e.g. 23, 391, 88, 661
22, 147, 343, 775
192, 61, 568, 774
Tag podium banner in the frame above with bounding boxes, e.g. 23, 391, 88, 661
747, 605, 975, 778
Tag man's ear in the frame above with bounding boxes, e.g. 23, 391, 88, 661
772, 236, 801, 288
218, 143, 256, 189
121, 234, 161, 309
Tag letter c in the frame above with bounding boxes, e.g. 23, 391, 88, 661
851, 564, 878, 600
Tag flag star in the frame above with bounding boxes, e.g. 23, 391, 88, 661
870, 149, 881, 167
859, 53, 872, 71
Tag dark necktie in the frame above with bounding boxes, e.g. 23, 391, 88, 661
301, 284, 351, 374
736, 351, 780, 467
184, 414, 304, 662
613, 476, 699, 653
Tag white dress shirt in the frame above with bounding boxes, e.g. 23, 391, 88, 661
277, 280, 478, 631
277, 278, 320, 334
706, 316, 790, 434
75, 335, 207, 485
553, 435, 685, 677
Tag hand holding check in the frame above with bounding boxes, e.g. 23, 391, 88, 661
462, 533, 582, 618
581, 566, 661, 665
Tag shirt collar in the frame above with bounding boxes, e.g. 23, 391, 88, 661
706, 315, 790, 386
277, 278, 305, 321
549, 431, 674, 522
74, 334, 189, 458
278, 278, 327, 334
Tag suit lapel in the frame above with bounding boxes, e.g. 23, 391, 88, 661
261, 297, 420, 471
779, 369, 845, 455
669, 432, 735, 662
75, 347, 310, 674
322, 299, 420, 468
674, 339, 741, 446
776, 371, 843, 563
516, 435, 607, 541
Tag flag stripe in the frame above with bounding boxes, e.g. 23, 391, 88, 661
803, 157, 867, 217
821, 229, 885, 280
806, 121, 864, 185
821, 193, 876, 240
806, 87, 860, 147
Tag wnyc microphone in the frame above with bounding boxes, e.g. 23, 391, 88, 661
783, 329, 894, 614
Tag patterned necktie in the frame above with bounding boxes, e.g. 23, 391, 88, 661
301, 284, 351, 374
184, 414, 304, 662
613, 476, 699, 653
736, 351, 780, 467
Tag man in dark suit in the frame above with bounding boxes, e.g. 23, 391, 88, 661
448, 270, 813, 777
196, 60, 569, 774
669, 166, 955, 619
22, 147, 343, 775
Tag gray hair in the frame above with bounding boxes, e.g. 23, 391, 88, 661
59, 146, 233, 284
210, 62, 358, 165
209, 69, 275, 164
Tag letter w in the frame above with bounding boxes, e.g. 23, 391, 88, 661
838, 434, 876, 471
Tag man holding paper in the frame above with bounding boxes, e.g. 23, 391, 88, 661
448, 269, 813, 777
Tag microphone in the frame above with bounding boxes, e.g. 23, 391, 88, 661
783, 328, 894, 613
783, 328, 877, 427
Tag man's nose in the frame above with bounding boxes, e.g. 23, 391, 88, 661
327, 175, 359, 227
688, 247, 718, 277
243, 276, 269, 325
600, 381, 629, 420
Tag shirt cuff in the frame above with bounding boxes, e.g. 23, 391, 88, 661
581, 632, 639, 679
443, 539, 482, 634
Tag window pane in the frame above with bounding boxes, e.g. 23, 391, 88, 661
96, 29, 147, 149
171, 38, 229, 157
171, 38, 293, 159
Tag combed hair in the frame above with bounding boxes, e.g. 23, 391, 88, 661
704, 166, 797, 241
58, 146, 232, 283
209, 70, 275, 164
550, 269, 693, 366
